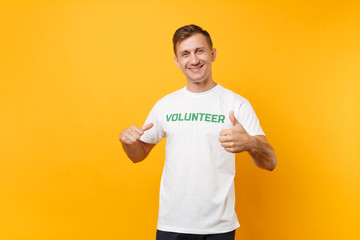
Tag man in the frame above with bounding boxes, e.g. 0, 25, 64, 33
119, 24, 277, 240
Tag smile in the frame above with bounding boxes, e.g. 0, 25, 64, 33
188, 63, 205, 72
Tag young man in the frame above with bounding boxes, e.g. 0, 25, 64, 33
119, 24, 277, 240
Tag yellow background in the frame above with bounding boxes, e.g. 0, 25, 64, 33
1, 0, 359, 239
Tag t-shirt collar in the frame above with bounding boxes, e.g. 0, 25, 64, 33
183, 84, 220, 97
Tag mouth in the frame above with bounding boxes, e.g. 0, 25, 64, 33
187, 63, 205, 73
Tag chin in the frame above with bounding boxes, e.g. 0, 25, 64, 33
188, 77, 206, 83
187, 73, 207, 82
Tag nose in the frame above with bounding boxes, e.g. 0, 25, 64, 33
190, 53, 200, 65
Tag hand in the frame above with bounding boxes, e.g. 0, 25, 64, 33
119, 123, 154, 145
219, 111, 253, 153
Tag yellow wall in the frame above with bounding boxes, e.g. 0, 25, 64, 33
1, 0, 359, 239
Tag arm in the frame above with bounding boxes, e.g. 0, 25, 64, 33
219, 111, 277, 171
119, 123, 156, 163
246, 135, 277, 171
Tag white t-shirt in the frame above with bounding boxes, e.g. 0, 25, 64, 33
140, 84, 265, 234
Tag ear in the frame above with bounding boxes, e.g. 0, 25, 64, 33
211, 48, 217, 62
174, 56, 180, 69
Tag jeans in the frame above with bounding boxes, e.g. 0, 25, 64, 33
156, 229, 236, 240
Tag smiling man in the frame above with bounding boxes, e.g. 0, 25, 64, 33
119, 24, 277, 240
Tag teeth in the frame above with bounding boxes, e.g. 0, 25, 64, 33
189, 64, 204, 70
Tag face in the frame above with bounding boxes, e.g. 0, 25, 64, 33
174, 33, 216, 84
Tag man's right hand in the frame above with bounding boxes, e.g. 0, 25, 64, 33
119, 123, 154, 145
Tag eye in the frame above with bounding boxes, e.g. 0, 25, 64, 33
182, 52, 189, 57
197, 49, 204, 53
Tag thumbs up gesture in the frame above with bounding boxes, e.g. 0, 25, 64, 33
219, 111, 252, 153
119, 123, 154, 145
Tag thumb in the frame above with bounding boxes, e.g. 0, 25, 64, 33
142, 122, 154, 131
229, 111, 239, 126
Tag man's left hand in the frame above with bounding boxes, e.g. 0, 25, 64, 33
219, 111, 253, 153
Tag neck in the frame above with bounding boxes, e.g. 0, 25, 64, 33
186, 79, 217, 93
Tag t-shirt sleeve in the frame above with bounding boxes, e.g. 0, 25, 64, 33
140, 103, 165, 144
236, 100, 265, 136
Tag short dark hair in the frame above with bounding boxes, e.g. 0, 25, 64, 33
172, 24, 213, 55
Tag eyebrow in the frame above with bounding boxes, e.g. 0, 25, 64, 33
180, 47, 205, 55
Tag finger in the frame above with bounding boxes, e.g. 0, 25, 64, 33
229, 111, 239, 126
127, 130, 141, 141
142, 122, 154, 131
219, 135, 232, 143
221, 142, 234, 148
123, 139, 133, 145
219, 129, 233, 136
129, 125, 144, 135
224, 147, 235, 153
123, 134, 137, 143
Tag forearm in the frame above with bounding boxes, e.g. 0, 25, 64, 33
247, 136, 277, 171
121, 141, 148, 163
119, 124, 155, 163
